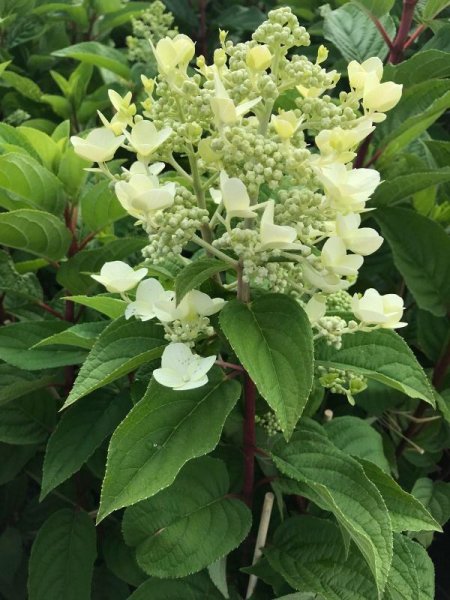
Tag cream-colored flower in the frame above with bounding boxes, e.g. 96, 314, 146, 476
321, 237, 363, 277
271, 110, 303, 140
153, 343, 216, 390
246, 45, 272, 71
71, 128, 124, 163
259, 200, 302, 251
315, 120, 374, 163
153, 289, 226, 323
126, 120, 172, 160
362, 72, 402, 113
125, 278, 172, 321
91, 261, 147, 293
335, 213, 383, 256
152, 34, 195, 77
304, 294, 327, 324
348, 57, 383, 91
316, 163, 380, 213
302, 261, 349, 293
352, 288, 406, 329
210, 69, 261, 126
115, 174, 176, 221
210, 171, 258, 223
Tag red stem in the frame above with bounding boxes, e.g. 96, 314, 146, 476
37, 302, 66, 321
370, 15, 394, 49
242, 372, 256, 508
389, 0, 419, 64
404, 23, 426, 49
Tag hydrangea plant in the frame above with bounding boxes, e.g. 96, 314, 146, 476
62, 5, 440, 598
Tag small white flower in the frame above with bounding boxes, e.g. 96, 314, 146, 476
115, 174, 176, 221
91, 261, 147, 293
271, 110, 303, 140
315, 120, 375, 164
246, 45, 272, 71
259, 200, 302, 251
153, 289, 226, 323
316, 163, 380, 213
335, 213, 383, 256
302, 261, 349, 293
126, 120, 172, 160
348, 57, 383, 92
362, 73, 403, 114
321, 237, 363, 277
152, 34, 195, 77
71, 128, 125, 163
153, 343, 216, 390
304, 294, 327, 324
211, 171, 258, 223
210, 69, 261, 126
125, 278, 173, 321
352, 288, 406, 329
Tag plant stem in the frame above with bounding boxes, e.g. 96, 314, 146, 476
245, 492, 275, 598
191, 234, 238, 267
389, 0, 419, 64
370, 15, 394, 49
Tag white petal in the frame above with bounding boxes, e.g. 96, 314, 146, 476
153, 367, 184, 388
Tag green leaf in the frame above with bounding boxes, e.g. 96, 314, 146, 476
375, 80, 450, 157
371, 168, 450, 207
0, 321, 87, 371
220, 294, 314, 439
0, 153, 64, 214
385, 50, 450, 86
34, 322, 108, 350
0, 250, 42, 300
175, 258, 231, 304
18, 126, 61, 171
272, 422, 393, 594
28, 509, 96, 600
0, 442, 37, 484
98, 374, 241, 521
41, 391, 130, 499
411, 478, 450, 526
352, 0, 395, 17
80, 181, 127, 231
403, 537, 435, 600
323, 4, 395, 62
375, 208, 450, 316
325, 416, 390, 473
0, 71, 43, 101
266, 516, 381, 599
0, 392, 56, 445
52, 42, 130, 79
64, 317, 166, 408
422, 0, 450, 19
0, 364, 57, 407
316, 329, 435, 405
66, 294, 126, 319
57, 238, 146, 294
0, 209, 71, 260
359, 459, 441, 533
102, 525, 146, 587
0, 123, 41, 162
384, 534, 420, 600
122, 458, 251, 577
128, 573, 225, 600
32, 2, 88, 26
97, 2, 150, 34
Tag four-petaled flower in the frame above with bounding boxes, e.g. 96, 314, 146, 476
153, 343, 216, 390
91, 261, 147, 293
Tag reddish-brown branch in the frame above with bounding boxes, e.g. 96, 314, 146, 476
216, 359, 245, 372
243, 373, 257, 508
404, 23, 426, 49
37, 302, 66, 321
77, 231, 97, 252
370, 15, 394, 49
389, 0, 419, 64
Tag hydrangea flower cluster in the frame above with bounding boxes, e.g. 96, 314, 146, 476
72, 7, 406, 399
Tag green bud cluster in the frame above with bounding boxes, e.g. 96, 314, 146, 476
313, 315, 357, 349
127, 1, 177, 65
252, 7, 310, 50
317, 366, 368, 405
256, 411, 282, 436
163, 317, 214, 345
326, 290, 353, 312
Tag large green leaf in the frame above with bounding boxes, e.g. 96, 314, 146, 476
323, 4, 395, 62
359, 460, 440, 533
0, 392, 56, 445
41, 391, 130, 499
57, 238, 146, 294
175, 258, 230, 304
375, 80, 450, 157
422, 0, 450, 19
63, 317, 166, 408
0, 209, 71, 260
385, 50, 450, 86
325, 416, 390, 473
220, 294, 314, 439
80, 181, 127, 232
371, 168, 450, 207
272, 422, 393, 594
352, 0, 395, 17
52, 42, 130, 78
0, 250, 42, 300
411, 478, 450, 527
0, 321, 87, 371
1, 71, 43, 102
66, 294, 126, 319
0, 153, 64, 215
101, 525, 146, 587
403, 536, 435, 600
0, 364, 57, 407
316, 329, 435, 405
376, 208, 450, 316
97, 374, 241, 521
28, 509, 97, 600
122, 458, 251, 577
0, 442, 37, 484
34, 322, 107, 350
128, 573, 224, 600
